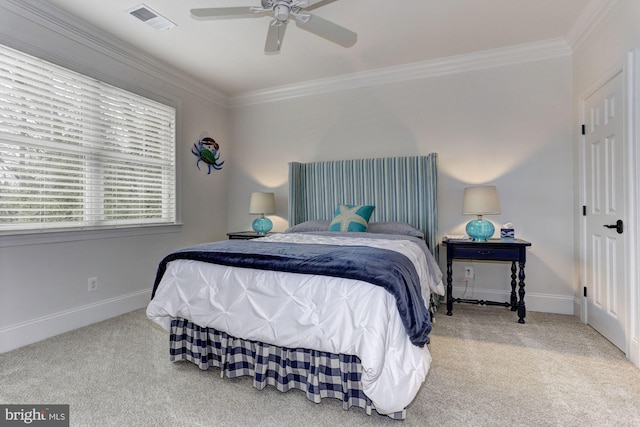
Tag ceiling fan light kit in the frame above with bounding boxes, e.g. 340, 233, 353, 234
191, 0, 356, 53
273, 4, 290, 21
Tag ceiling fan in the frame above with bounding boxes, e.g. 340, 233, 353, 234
190, 0, 357, 54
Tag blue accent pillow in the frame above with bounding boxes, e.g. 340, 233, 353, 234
329, 204, 375, 232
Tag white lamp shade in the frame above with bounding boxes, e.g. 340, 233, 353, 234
462, 186, 501, 215
249, 192, 276, 215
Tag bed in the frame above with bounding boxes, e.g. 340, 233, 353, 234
147, 154, 442, 419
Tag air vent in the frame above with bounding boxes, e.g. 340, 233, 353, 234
127, 4, 176, 31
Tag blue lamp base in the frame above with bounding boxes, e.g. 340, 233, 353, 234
252, 216, 273, 235
466, 217, 495, 242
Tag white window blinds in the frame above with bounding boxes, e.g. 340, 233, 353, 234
0, 44, 176, 233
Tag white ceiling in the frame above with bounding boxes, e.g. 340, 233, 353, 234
44, 0, 595, 97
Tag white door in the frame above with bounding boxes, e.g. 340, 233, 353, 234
583, 70, 627, 351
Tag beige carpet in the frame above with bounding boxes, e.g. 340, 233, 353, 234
421, 305, 640, 426
1, 305, 640, 426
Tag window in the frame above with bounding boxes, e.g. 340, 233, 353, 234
0, 44, 176, 234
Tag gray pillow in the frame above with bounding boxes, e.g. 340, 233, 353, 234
367, 222, 425, 239
285, 220, 424, 239
284, 220, 330, 233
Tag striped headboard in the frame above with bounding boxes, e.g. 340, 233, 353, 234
288, 154, 438, 257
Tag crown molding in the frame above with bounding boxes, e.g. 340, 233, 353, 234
227, 38, 571, 108
2, 0, 599, 111
565, 0, 619, 53
1, 0, 227, 107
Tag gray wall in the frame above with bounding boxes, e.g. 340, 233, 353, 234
227, 56, 575, 315
0, 2, 230, 352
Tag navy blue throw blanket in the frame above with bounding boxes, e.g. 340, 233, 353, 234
151, 240, 432, 347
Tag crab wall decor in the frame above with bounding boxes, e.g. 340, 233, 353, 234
192, 137, 224, 173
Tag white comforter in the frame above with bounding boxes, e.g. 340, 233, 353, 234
147, 233, 443, 414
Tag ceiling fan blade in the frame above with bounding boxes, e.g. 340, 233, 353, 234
190, 7, 260, 20
265, 20, 287, 53
304, 0, 341, 12
296, 14, 356, 47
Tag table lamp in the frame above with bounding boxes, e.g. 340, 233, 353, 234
462, 186, 501, 241
249, 192, 276, 235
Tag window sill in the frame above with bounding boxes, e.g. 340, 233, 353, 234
0, 223, 183, 248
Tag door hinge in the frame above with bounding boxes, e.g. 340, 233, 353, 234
581, 124, 586, 135
584, 286, 587, 297
583, 206, 587, 216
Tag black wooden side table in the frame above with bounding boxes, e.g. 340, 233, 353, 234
442, 238, 532, 323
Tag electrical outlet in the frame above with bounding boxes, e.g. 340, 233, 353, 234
464, 266, 474, 279
88, 277, 98, 292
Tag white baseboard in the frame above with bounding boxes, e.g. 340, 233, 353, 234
573, 296, 586, 323
629, 337, 640, 368
449, 286, 575, 315
0, 290, 150, 353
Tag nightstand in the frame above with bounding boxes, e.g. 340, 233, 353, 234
226, 231, 272, 240
442, 237, 532, 323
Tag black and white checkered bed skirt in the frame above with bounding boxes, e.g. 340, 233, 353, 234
169, 318, 406, 420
